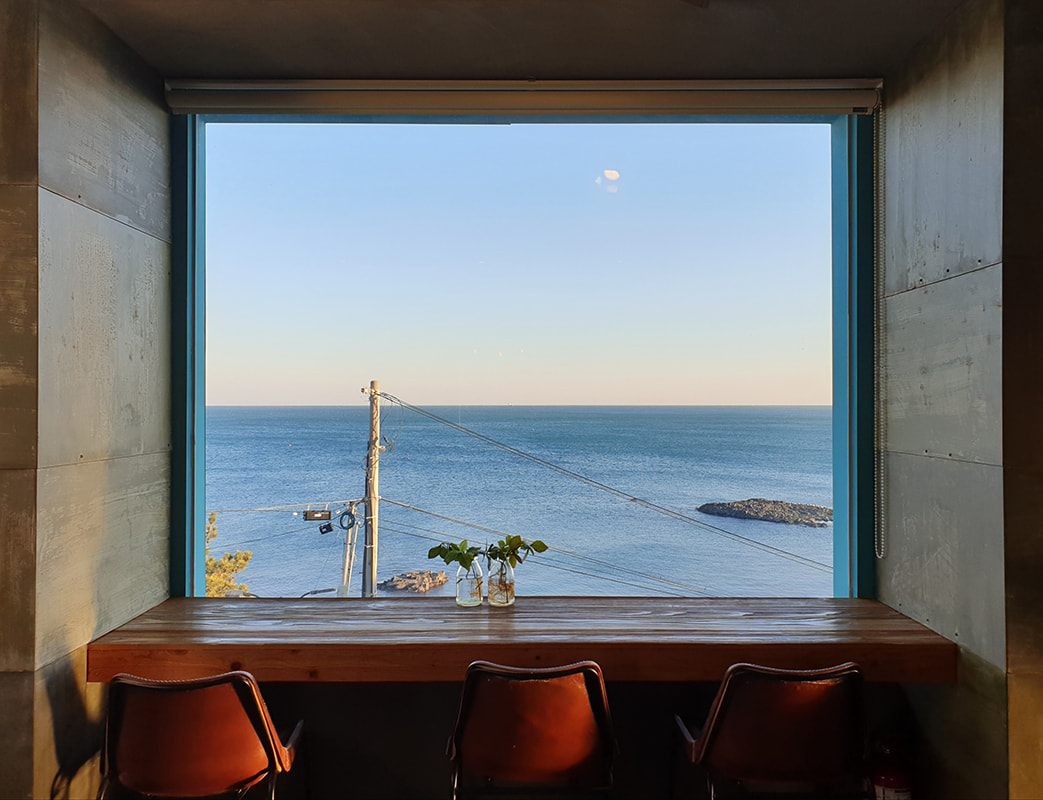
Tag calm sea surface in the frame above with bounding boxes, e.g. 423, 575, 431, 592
205, 405, 833, 598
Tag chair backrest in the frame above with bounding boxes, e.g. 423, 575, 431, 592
103, 671, 289, 798
449, 660, 615, 795
695, 662, 866, 792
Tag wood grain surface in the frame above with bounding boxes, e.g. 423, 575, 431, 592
87, 596, 957, 683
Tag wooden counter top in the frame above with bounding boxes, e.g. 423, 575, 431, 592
87, 596, 957, 683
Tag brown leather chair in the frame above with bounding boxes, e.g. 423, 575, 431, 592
449, 660, 616, 799
100, 671, 303, 800
674, 662, 868, 799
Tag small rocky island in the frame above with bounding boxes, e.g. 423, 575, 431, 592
697, 498, 833, 528
378, 570, 448, 593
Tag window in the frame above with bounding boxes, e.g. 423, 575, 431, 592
170, 89, 875, 601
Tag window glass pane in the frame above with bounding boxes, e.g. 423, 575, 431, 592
204, 122, 833, 598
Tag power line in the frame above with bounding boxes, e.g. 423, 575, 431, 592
221, 524, 333, 547
376, 392, 831, 574
381, 511, 714, 596
379, 520, 700, 597
211, 498, 364, 514
382, 498, 510, 538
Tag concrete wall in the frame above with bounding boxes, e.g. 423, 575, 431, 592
0, 0, 171, 796
2, 0, 1037, 796
876, 0, 1008, 796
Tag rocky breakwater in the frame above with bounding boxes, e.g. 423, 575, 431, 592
378, 570, 448, 593
697, 498, 833, 528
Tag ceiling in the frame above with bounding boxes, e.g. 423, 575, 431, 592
79, 0, 969, 82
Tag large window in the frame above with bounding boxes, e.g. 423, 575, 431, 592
171, 101, 875, 601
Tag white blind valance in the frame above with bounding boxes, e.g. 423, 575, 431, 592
165, 79, 881, 116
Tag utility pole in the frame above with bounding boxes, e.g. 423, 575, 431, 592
362, 380, 381, 597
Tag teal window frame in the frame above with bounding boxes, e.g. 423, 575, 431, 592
170, 113, 875, 599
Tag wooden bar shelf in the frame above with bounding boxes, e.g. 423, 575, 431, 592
87, 596, 957, 684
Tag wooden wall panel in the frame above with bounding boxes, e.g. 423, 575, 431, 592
1003, 2, 1043, 796
877, 451, 1005, 670
0, 185, 39, 469
37, 189, 171, 468
883, 265, 1002, 465
35, 453, 169, 668
0, 671, 34, 796
37, 0, 169, 242
0, 1, 38, 184
1005, 464, 1043, 795
0, 468, 37, 672
0, 2, 41, 794
882, 0, 1003, 295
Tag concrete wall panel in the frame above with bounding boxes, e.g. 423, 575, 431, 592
0, 1, 38, 184
878, 451, 1004, 669
0, 185, 39, 469
35, 453, 168, 668
37, 189, 171, 469
882, 0, 1003, 295
38, 0, 169, 242
0, 468, 37, 673
883, 265, 1001, 465
876, 2, 1008, 794
905, 650, 1007, 800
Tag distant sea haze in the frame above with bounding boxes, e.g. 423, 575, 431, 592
205, 405, 833, 599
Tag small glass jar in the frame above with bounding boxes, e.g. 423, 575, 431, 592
455, 562, 483, 607
487, 561, 515, 607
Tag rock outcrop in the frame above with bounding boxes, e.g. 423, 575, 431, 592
378, 569, 449, 593
697, 498, 833, 528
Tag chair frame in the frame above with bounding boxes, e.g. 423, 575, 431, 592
100, 670, 303, 800
675, 662, 868, 799
449, 660, 617, 800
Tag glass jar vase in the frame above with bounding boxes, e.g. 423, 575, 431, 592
487, 561, 515, 607
455, 562, 483, 607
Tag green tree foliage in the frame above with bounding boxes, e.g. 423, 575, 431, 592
205, 511, 253, 597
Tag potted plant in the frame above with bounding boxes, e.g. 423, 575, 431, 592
483, 535, 548, 607
428, 540, 484, 607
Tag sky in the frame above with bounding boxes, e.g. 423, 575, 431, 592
205, 121, 832, 406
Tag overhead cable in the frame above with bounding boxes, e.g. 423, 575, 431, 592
376, 392, 831, 573
381, 509, 714, 596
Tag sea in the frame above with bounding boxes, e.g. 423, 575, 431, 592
205, 405, 833, 599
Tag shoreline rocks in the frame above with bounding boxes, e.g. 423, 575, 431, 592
697, 498, 833, 528
378, 569, 448, 593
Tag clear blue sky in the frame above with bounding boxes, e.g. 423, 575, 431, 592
205, 121, 832, 406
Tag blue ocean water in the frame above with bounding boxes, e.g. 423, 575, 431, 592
205, 405, 833, 598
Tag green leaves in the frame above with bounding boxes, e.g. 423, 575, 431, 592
427, 539, 482, 570
484, 535, 548, 569
427, 535, 548, 571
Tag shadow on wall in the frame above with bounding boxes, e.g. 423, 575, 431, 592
44, 652, 103, 800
